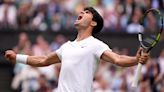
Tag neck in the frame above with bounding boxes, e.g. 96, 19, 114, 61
76, 28, 92, 41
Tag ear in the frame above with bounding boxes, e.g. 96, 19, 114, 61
91, 21, 97, 27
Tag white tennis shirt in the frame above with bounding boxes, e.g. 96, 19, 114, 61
56, 36, 111, 92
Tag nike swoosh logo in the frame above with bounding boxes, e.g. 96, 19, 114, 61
81, 46, 87, 48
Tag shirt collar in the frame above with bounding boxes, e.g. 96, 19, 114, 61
73, 36, 94, 47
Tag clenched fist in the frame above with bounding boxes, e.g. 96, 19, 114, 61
5, 50, 16, 64
136, 48, 149, 64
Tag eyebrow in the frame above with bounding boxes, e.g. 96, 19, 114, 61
85, 10, 91, 13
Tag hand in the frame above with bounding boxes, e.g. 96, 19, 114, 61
136, 48, 149, 64
5, 50, 16, 64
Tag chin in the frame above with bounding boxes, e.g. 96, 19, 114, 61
74, 24, 80, 30
74, 21, 80, 26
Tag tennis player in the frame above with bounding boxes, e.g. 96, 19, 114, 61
5, 7, 149, 92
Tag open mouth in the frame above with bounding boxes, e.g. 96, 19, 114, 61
77, 15, 83, 20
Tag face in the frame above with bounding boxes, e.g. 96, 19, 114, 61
74, 10, 95, 30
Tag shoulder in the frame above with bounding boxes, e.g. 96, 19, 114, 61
91, 37, 107, 46
59, 41, 71, 48
90, 37, 109, 48
92, 37, 112, 51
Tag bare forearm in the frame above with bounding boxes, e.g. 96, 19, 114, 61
101, 50, 138, 67
27, 52, 61, 67
27, 56, 48, 67
114, 55, 138, 67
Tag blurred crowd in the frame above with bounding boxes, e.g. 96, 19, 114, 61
0, 0, 164, 33
11, 32, 164, 92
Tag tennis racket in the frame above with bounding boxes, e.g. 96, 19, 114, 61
132, 8, 163, 87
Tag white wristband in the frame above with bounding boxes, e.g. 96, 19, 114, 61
16, 54, 28, 64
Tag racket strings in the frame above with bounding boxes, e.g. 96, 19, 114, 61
140, 9, 163, 48
142, 33, 159, 46
142, 10, 161, 33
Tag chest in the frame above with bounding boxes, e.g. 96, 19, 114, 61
61, 43, 94, 60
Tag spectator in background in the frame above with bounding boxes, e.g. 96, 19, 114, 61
134, 0, 145, 7
103, 0, 125, 31
51, 13, 62, 31
126, 7, 144, 33
123, 0, 135, 17
0, 0, 17, 29
119, 73, 128, 92
50, 34, 67, 51
48, 0, 62, 19
37, 74, 52, 92
159, 0, 164, 10
139, 59, 152, 92
108, 65, 122, 91
11, 66, 41, 92
62, 0, 78, 13
60, 0, 80, 30
32, 3, 48, 31
120, 11, 129, 31
156, 49, 164, 92
93, 72, 111, 92
17, 1, 33, 30
48, 0, 63, 31
32, 35, 50, 56
141, 58, 161, 92
123, 67, 135, 92
13, 32, 32, 74
103, 0, 120, 31
103, 10, 111, 31
64, 11, 76, 30
31, 0, 49, 8
13, 32, 31, 54
158, 49, 164, 75
0, 0, 163, 33
120, 0, 137, 31
161, 77, 164, 92
150, 60, 162, 92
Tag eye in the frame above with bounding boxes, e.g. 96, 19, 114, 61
86, 11, 89, 14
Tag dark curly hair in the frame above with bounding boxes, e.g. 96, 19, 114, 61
84, 7, 104, 35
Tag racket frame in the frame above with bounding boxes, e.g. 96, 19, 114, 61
132, 8, 163, 87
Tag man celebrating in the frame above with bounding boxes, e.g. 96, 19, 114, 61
5, 7, 149, 92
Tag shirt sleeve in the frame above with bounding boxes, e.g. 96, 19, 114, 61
55, 47, 62, 61
95, 41, 112, 60
55, 42, 66, 61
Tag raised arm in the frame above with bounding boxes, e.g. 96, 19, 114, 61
101, 48, 149, 67
5, 50, 61, 67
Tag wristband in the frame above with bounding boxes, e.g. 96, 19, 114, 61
16, 54, 28, 64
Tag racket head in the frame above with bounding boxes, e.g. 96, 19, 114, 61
138, 9, 163, 52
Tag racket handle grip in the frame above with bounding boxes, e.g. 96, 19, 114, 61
132, 63, 142, 87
